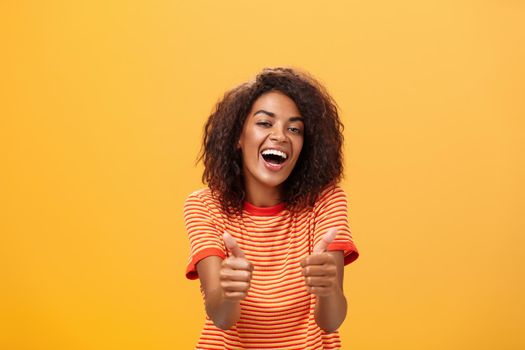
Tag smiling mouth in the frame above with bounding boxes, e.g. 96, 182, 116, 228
261, 149, 288, 165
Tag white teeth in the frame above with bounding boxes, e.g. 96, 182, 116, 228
261, 149, 288, 159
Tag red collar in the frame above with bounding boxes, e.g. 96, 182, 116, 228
243, 201, 286, 216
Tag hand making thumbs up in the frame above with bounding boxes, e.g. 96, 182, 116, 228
221, 233, 254, 301
300, 228, 340, 297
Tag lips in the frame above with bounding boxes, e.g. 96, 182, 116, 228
259, 147, 289, 171
261, 148, 288, 160
260, 153, 286, 171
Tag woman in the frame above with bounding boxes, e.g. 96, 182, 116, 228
184, 67, 359, 349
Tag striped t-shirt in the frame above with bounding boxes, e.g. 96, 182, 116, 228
184, 186, 359, 350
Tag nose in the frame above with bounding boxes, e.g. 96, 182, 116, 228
269, 127, 286, 142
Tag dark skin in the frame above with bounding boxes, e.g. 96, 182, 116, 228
301, 228, 347, 332
196, 92, 347, 332
196, 229, 347, 332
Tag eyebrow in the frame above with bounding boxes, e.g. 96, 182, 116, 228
253, 109, 304, 122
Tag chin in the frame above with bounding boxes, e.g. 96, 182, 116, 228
258, 174, 290, 189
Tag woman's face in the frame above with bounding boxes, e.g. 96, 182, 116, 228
238, 91, 304, 197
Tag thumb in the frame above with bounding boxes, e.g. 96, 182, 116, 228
223, 232, 245, 258
313, 228, 337, 254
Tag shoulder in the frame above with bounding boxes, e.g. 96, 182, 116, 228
185, 187, 212, 202
316, 185, 347, 203
184, 187, 223, 213
313, 185, 348, 213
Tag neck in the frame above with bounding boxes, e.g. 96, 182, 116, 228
244, 181, 282, 207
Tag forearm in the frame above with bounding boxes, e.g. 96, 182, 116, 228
196, 254, 252, 331
314, 288, 347, 333
205, 287, 242, 330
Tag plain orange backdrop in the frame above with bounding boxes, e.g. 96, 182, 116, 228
1, 1, 524, 349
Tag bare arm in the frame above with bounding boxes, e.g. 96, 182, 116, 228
313, 251, 347, 332
195, 234, 253, 330
301, 229, 348, 332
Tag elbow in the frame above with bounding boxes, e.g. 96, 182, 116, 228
204, 293, 241, 330
322, 327, 338, 334
212, 318, 235, 330
315, 309, 346, 333
207, 307, 237, 330
318, 324, 340, 334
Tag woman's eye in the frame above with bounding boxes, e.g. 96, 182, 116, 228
256, 121, 272, 127
288, 127, 302, 134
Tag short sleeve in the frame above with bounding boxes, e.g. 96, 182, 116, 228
183, 190, 226, 280
313, 186, 359, 265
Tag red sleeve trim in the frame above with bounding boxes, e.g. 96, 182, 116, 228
185, 247, 226, 280
327, 241, 360, 266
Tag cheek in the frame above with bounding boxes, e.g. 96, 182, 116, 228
239, 129, 255, 151
245, 130, 266, 149
240, 134, 262, 162
295, 139, 304, 157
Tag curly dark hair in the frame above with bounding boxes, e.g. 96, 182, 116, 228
199, 67, 344, 214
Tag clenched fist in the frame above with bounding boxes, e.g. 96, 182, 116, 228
300, 228, 340, 297
221, 233, 254, 301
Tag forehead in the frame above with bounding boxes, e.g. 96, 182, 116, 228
249, 91, 301, 117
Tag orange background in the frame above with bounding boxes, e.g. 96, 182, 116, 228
1, 1, 524, 349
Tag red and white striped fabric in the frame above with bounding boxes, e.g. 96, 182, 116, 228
184, 186, 359, 350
